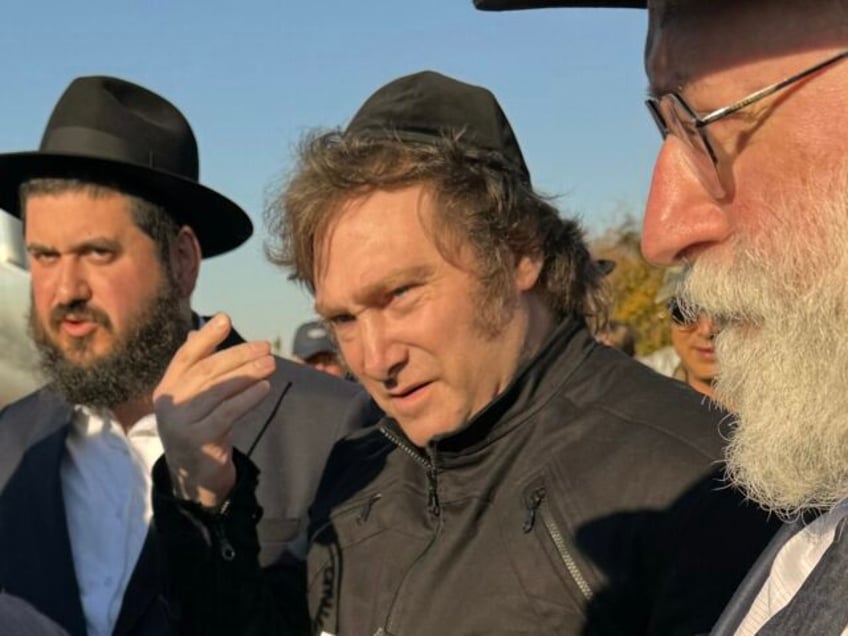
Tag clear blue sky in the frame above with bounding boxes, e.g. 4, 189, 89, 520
0, 2, 656, 351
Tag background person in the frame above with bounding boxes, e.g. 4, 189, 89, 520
639, 267, 718, 400
291, 319, 346, 378
665, 296, 718, 401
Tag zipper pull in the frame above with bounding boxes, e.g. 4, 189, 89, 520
213, 521, 236, 561
523, 487, 546, 533
357, 493, 383, 525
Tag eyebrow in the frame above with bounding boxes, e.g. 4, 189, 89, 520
646, 76, 686, 100
315, 264, 434, 317
26, 237, 122, 254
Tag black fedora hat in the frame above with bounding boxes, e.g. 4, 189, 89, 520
0, 75, 252, 257
474, 0, 645, 9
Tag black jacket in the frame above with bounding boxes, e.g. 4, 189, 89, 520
0, 323, 378, 636
153, 319, 779, 635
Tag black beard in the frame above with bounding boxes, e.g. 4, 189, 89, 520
29, 281, 191, 409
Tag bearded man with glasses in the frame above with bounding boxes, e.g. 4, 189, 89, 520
477, 0, 848, 633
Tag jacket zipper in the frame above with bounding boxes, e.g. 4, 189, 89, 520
379, 426, 441, 519
380, 426, 432, 471
209, 497, 236, 633
425, 447, 441, 518
524, 486, 593, 601
213, 498, 236, 561
378, 426, 442, 635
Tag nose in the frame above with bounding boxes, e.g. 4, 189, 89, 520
641, 137, 733, 266
357, 314, 406, 384
694, 315, 717, 339
54, 257, 91, 306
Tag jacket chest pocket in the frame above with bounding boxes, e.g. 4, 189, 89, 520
501, 474, 602, 626
307, 493, 386, 635
307, 492, 388, 583
307, 490, 435, 635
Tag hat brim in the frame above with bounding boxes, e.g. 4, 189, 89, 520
294, 341, 335, 360
474, 0, 645, 9
0, 152, 252, 258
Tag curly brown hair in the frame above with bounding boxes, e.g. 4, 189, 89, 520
265, 128, 607, 329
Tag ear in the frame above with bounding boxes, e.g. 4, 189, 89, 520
170, 226, 202, 298
515, 253, 544, 292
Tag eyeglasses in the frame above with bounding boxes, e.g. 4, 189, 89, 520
646, 50, 848, 198
667, 297, 700, 329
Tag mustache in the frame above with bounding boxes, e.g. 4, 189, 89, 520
49, 301, 113, 331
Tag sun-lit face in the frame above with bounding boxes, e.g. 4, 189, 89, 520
641, 0, 848, 514
642, 0, 848, 268
26, 190, 166, 367
669, 314, 717, 399
303, 351, 347, 379
314, 184, 542, 447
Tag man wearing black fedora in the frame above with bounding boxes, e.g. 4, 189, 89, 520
150, 70, 777, 634
0, 75, 377, 636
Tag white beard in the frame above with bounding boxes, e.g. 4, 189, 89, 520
682, 168, 848, 518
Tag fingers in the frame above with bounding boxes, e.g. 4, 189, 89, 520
153, 312, 277, 506
155, 351, 275, 429
167, 341, 273, 410
176, 378, 273, 443
194, 350, 276, 417
162, 313, 234, 381
156, 313, 275, 419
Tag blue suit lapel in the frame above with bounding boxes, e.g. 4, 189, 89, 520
0, 424, 87, 636
113, 529, 165, 635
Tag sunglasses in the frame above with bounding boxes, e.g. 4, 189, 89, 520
667, 297, 701, 328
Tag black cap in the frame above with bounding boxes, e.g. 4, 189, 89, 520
0, 76, 252, 258
346, 70, 531, 185
474, 0, 645, 9
292, 321, 336, 360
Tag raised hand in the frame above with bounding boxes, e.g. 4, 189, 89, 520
154, 313, 275, 508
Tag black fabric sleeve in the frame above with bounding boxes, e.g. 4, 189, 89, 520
151, 450, 311, 636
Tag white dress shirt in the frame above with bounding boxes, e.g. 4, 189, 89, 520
736, 499, 848, 635
60, 407, 163, 636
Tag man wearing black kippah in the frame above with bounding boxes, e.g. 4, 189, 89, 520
153, 70, 777, 635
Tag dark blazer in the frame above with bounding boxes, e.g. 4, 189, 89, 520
710, 520, 804, 635
0, 324, 378, 636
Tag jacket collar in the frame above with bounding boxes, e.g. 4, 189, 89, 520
383, 315, 591, 460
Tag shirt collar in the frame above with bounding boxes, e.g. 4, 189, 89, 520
71, 404, 157, 438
